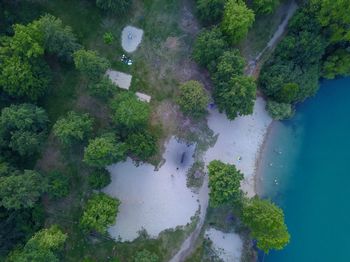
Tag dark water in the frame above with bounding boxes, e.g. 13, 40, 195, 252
257, 78, 350, 261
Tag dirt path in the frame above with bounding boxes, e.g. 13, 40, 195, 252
246, 0, 298, 76
169, 1, 298, 261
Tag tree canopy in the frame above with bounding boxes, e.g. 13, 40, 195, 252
110, 92, 151, 133
0, 170, 46, 209
196, 0, 226, 26
73, 49, 110, 82
253, 0, 280, 14
126, 131, 157, 161
242, 198, 290, 253
134, 249, 160, 262
96, 0, 131, 14
208, 160, 243, 207
266, 100, 294, 120
80, 193, 120, 234
53, 111, 93, 146
177, 80, 209, 118
221, 0, 255, 44
83, 134, 127, 168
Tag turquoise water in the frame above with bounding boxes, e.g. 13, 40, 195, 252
257, 78, 350, 261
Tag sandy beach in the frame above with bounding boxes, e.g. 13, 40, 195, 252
205, 97, 272, 197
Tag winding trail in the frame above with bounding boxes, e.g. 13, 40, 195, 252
169, 1, 298, 261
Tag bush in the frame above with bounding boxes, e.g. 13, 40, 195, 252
253, 0, 280, 14
134, 249, 159, 262
88, 76, 117, 99
88, 169, 111, 190
47, 170, 70, 199
126, 131, 157, 161
103, 32, 114, 45
196, 0, 226, 26
266, 100, 294, 120
177, 80, 209, 118
274, 82, 299, 103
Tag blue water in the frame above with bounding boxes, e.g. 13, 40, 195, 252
257, 78, 350, 261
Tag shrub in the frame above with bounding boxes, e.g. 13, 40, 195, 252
266, 100, 294, 120
88, 169, 111, 189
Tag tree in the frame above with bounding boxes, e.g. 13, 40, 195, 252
253, 0, 279, 14
80, 193, 120, 234
274, 82, 299, 103
7, 225, 67, 262
322, 49, 350, 79
96, 0, 131, 14
177, 80, 209, 118
0, 20, 51, 100
0, 103, 49, 156
88, 169, 111, 190
192, 27, 228, 72
196, 0, 226, 26
221, 0, 255, 44
0, 170, 46, 209
37, 14, 80, 61
134, 249, 159, 262
88, 76, 117, 99
311, 0, 350, 43
110, 92, 151, 133
214, 75, 256, 120
266, 100, 294, 120
242, 198, 290, 253
213, 49, 245, 84
73, 49, 110, 82
208, 160, 243, 207
53, 111, 93, 146
126, 131, 157, 161
47, 170, 70, 199
83, 134, 127, 168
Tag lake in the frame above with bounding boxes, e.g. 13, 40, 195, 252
257, 78, 350, 261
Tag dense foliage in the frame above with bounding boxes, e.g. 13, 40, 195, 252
242, 198, 290, 253
266, 100, 293, 120
96, 0, 131, 14
134, 249, 160, 262
221, 0, 255, 44
252, 0, 279, 14
177, 80, 209, 118
88, 168, 111, 190
80, 193, 120, 234
46, 170, 70, 199
208, 160, 243, 206
126, 131, 158, 161
195, 0, 226, 26
83, 134, 127, 168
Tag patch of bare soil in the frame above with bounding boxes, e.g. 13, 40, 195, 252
76, 93, 110, 126
36, 136, 64, 172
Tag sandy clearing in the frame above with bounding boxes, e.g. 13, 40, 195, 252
103, 137, 199, 241
205, 228, 243, 262
121, 25, 144, 53
106, 69, 132, 90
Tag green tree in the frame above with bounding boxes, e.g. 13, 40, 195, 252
214, 75, 256, 120
274, 82, 299, 103
266, 100, 294, 120
192, 27, 228, 72
134, 249, 159, 262
213, 49, 245, 84
103, 32, 114, 45
88, 169, 111, 190
0, 170, 46, 209
0, 103, 49, 156
311, 0, 350, 43
73, 49, 110, 82
221, 0, 255, 44
196, 0, 226, 26
47, 170, 70, 199
208, 160, 243, 207
88, 76, 117, 99
37, 14, 80, 61
126, 131, 157, 161
83, 134, 127, 168
7, 225, 67, 262
80, 193, 120, 234
53, 111, 93, 146
110, 92, 151, 133
253, 0, 279, 14
177, 80, 209, 118
0, 20, 51, 100
322, 49, 350, 79
242, 197, 290, 253
96, 0, 131, 14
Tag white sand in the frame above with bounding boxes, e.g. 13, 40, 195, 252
205, 228, 243, 262
204, 97, 272, 197
121, 25, 144, 53
136, 92, 151, 103
106, 69, 132, 90
103, 137, 199, 241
